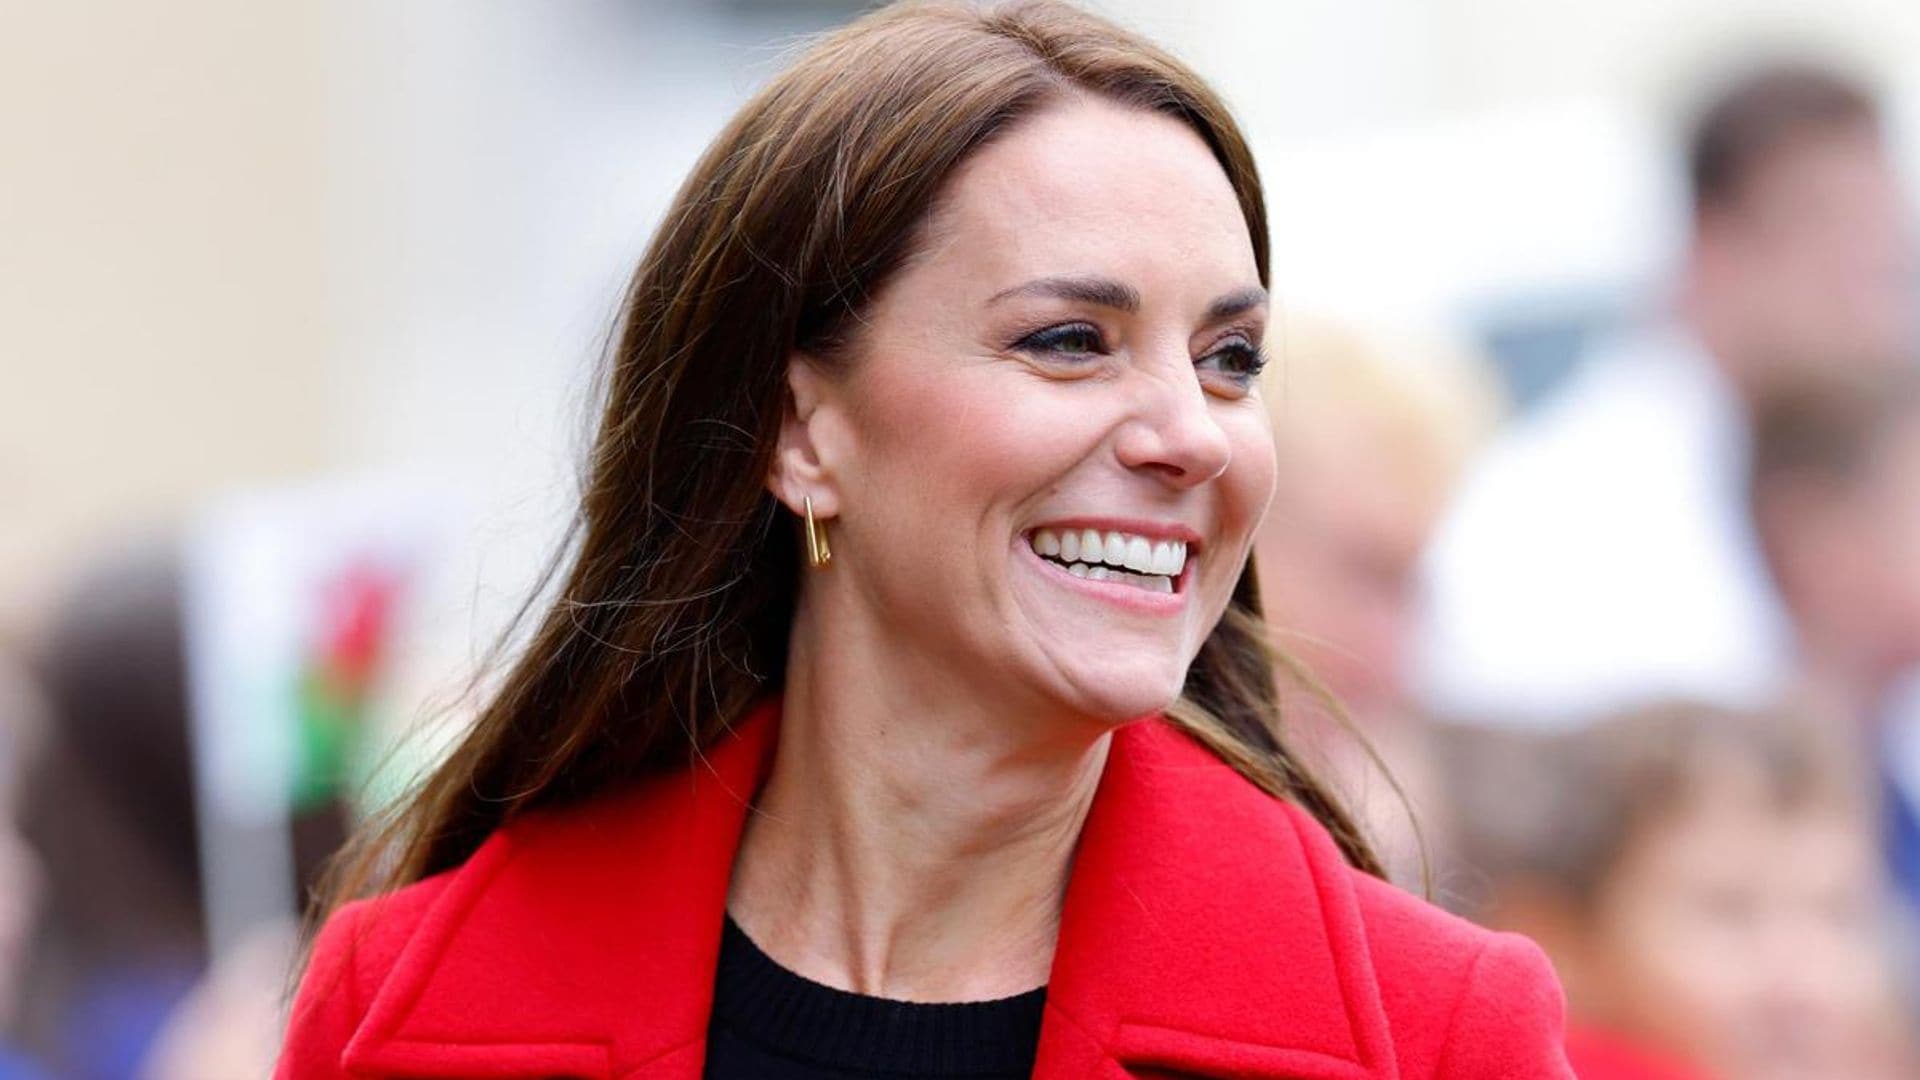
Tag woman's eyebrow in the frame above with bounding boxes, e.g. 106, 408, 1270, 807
986, 277, 1267, 324
1206, 286, 1268, 323
987, 275, 1141, 313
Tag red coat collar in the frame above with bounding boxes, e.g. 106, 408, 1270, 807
340, 699, 1396, 1078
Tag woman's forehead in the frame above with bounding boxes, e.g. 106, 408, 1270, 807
923, 99, 1256, 291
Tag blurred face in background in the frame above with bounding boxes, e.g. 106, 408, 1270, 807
1253, 405, 1452, 887
1252, 330, 1490, 722
1764, 410, 1920, 693
1695, 128, 1919, 379
1856, 416, 1920, 672
1254, 414, 1436, 718
1251, 332, 1492, 886
1582, 758, 1908, 1080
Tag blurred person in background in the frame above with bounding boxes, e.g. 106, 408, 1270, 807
1444, 703, 1915, 1080
1749, 370, 1920, 915
0, 656, 48, 1080
23, 526, 395, 1080
18, 544, 207, 1080
135, 917, 297, 1080
1254, 316, 1502, 885
279, 3, 1571, 1077
1421, 61, 1918, 725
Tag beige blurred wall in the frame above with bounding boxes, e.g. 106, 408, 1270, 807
0, 2, 337, 630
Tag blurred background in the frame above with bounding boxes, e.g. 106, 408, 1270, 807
5, 1, 1920, 1077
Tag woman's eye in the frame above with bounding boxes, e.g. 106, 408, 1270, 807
1014, 322, 1108, 358
1197, 339, 1268, 385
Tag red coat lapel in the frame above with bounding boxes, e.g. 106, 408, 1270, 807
342, 702, 783, 1078
341, 701, 1395, 1079
1037, 719, 1396, 1079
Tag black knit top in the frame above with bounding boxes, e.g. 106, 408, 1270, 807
702, 916, 1047, 1079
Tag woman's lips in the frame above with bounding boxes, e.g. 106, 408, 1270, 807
1016, 535, 1193, 613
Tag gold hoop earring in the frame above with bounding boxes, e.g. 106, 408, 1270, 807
803, 495, 832, 568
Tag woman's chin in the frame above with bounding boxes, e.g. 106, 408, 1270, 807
1049, 667, 1185, 726
1012, 623, 1198, 724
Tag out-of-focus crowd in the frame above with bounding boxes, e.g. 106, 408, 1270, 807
1260, 63, 1920, 1080
1, 54, 1918, 1080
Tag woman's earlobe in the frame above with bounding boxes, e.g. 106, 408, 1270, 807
770, 416, 833, 515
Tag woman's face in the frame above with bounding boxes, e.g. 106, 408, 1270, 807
786, 96, 1274, 724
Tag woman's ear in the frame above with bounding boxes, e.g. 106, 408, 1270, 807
769, 354, 844, 518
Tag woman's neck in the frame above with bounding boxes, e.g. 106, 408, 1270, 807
725, 601, 1111, 1002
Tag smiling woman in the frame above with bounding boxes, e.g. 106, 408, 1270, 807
277, 2, 1572, 1078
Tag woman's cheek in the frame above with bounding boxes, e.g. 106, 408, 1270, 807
1221, 407, 1279, 538
936, 376, 1121, 490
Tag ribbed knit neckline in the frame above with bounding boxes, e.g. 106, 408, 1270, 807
710, 915, 1048, 1077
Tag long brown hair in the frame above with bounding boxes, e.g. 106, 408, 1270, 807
322, 0, 1382, 916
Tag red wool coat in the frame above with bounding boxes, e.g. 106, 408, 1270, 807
1562, 1026, 1711, 1080
279, 701, 1573, 1078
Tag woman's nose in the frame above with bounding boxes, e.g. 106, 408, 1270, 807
1113, 362, 1233, 487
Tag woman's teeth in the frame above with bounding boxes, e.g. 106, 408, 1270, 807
1028, 528, 1187, 593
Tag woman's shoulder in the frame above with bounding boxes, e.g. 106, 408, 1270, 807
1119, 718, 1567, 1040
1288, 804, 1570, 1076
1171, 728, 1562, 1007
1346, 860, 1563, 1005
1336, 846, 1540, 979
302, 867, 458, 982
295, 788, 647, 977
1095, 721, 1573, 1075
276, 866, 461, 1078
276, 794, 612, 1073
